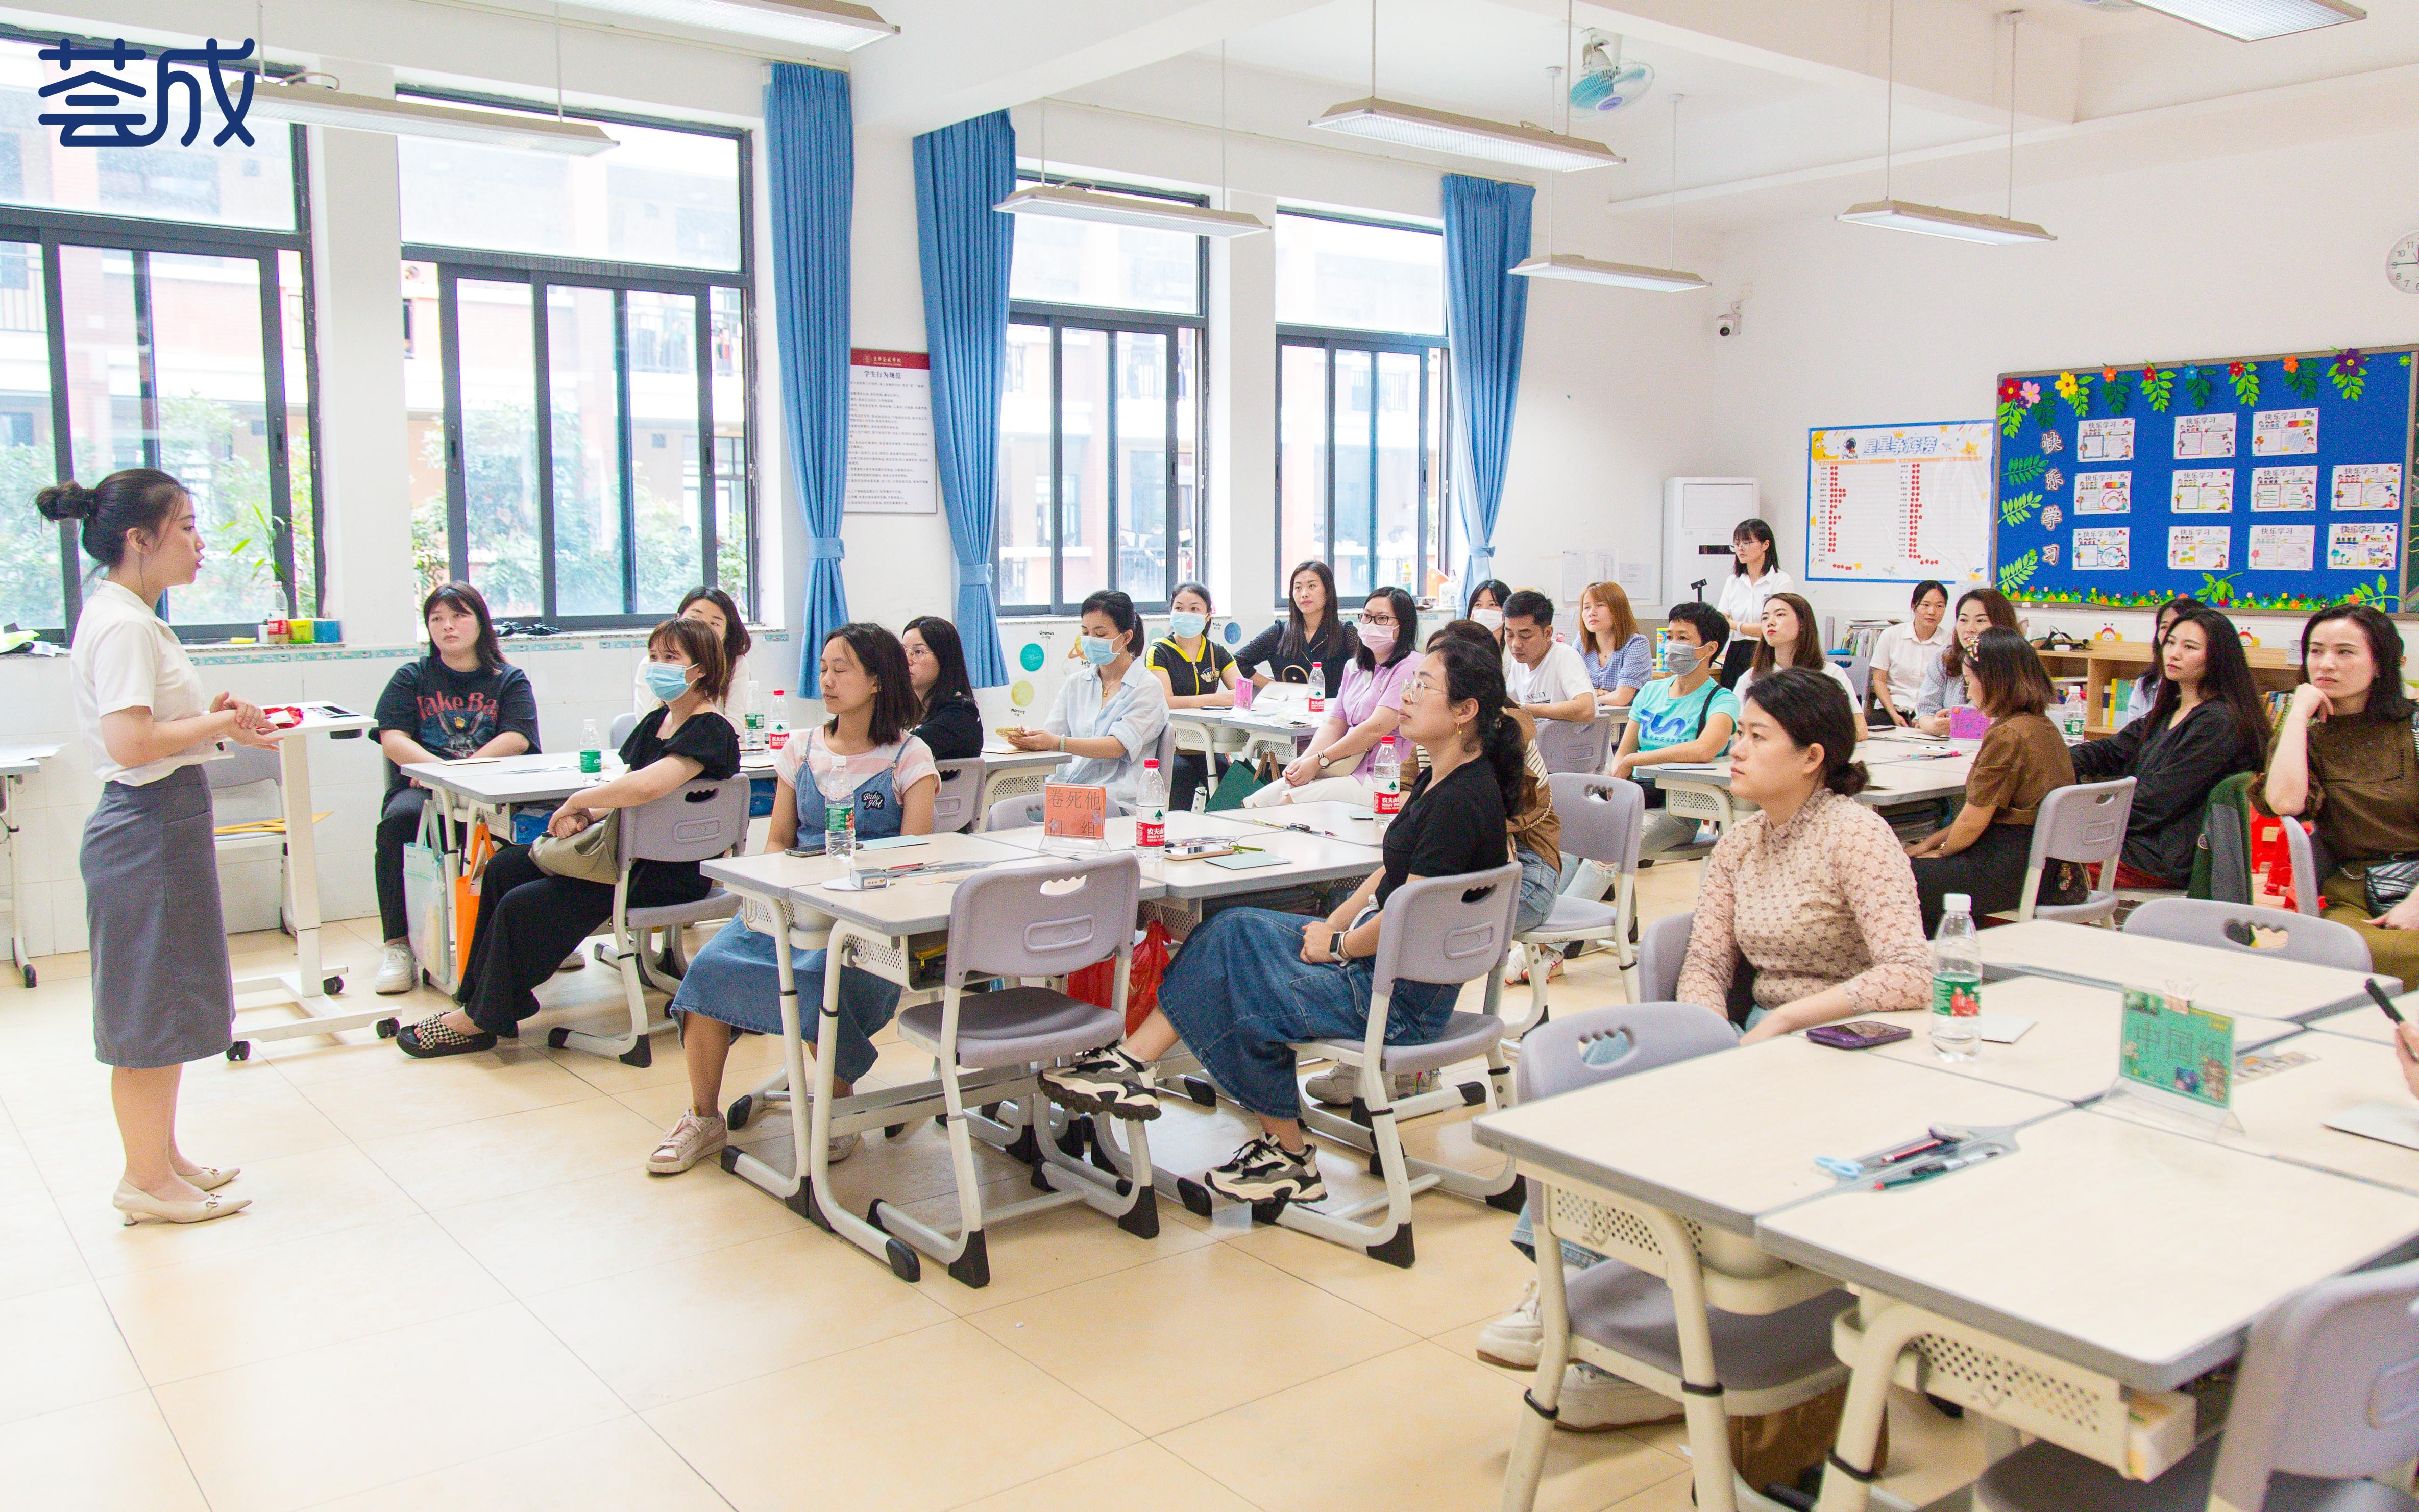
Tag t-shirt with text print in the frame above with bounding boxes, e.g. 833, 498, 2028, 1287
1629, 674, 1740, 757
373, 655, 542, 792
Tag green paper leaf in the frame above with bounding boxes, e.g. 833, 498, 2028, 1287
2103, 377, 2132, 416
1999, 550, 2038, 595
2140, 372, 2174, 412
2228, 368, 2260, 406
2005, 455, 2045, 486
2000, 490, 2042, 527
1997, 401, 2024, 437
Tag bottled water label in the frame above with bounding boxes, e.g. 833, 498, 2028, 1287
1932, 972, 1982, 1016
1138, 806, 1165, 848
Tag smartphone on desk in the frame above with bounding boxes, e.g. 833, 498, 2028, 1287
1805, 1020, 1914, 1050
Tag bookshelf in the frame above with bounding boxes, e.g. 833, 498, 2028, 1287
2038, 640, 2301, 738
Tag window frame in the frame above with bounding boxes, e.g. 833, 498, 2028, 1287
398, 89, 756, 629
1273, 326, 1452, 610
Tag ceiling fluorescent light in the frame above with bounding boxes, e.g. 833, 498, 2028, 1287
1310, 98, 1622, 173
1838, 200, 2055, 245
2128, 0, 2362, 40
564, 0, 897, 50
995, 183, 1270, 238
1509, 253, 1706, 291
249, 81, 615, 154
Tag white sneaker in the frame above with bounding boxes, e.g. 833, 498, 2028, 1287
647, 1110, 728, 1175
1302, 1064, 1439, 1106
1476, 1279, 1544, 1369
373, 943, 416, 995
1557, 1363, 1683, 1431
826, 1131, 860, 1165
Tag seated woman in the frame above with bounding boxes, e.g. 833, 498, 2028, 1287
1576, 580, 1651, 711
903, 614, 982, 761
1871, 580, 1950, 729
1914, 587, 2022, 736
1037, 638, 1521, 1205
2261, 603, 2419, 982
399, 618, 740, 1057
1905, 628, 2078, 932
1736, 591, 1861, 733
1002, 590, 1168, 810
1147, 581, 1239, 812
2114, 596, 2200, 732
1467, 578, 1512, 642
1237, 560, 1354, 696
636, 586, 750, 719
370, 582, 539, 996
2070, 604, 2266, 889
647, 624, 939, 1175
1247, 587, 1418, 810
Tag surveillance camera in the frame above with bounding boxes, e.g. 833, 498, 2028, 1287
1715, 313, 1740, 338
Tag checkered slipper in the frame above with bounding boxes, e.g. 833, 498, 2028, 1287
396, 1013, 498, 1058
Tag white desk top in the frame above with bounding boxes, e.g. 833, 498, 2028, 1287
1220, 800, 1387, 847
976, 745, 1074, 772
1471, 1036, 2068, 1233
1861, 976, 2298, 1105
2306, 1002, 2403, 1045
276, 702, 377, 736
985, 812, 1381, 903
0, 741, 62, 776
1977, 919, 2391, 1022
1756, 1108, 2419, 1389
405, 750, 776, 807
1634, 748, 1971, 808
704, 833, 1056, 937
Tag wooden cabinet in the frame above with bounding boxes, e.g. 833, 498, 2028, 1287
2037, 641, 2301, 737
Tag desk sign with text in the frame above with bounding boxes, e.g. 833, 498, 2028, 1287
1042, 783, 1108, 843
2118, 989, 2234, 1110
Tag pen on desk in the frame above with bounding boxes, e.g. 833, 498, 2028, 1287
1873, 1147, 1999, 1190
2368, 978, 2407, 1026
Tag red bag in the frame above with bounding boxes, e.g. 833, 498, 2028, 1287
2250, 815, 2298, 908
1067, 921, 1174, 1035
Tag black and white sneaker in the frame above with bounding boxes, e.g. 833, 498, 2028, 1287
1203, 1136, 1326, 1205
1039, 1046, 1161, 1120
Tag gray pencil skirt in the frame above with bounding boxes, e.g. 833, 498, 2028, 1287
82, 764, 236, 1068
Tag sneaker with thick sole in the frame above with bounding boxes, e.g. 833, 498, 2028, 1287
1038, 1046, 1161, 1120
1302, 1063, 1438, 1107
647, 1110, 728, 1174
1556, 1363, 1684, 1431
373, 942, 417, 995
1476, 1279, 1543, 1369
1203, 1136, 1327, 1204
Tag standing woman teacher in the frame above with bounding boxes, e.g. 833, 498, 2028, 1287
1714, 518, 1790, 690
41, 469, 282, 1226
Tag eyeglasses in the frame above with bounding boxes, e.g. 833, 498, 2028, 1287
1406, 672, 1440, 697
1359, 613, 1396, 628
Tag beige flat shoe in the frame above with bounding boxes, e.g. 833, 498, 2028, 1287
113, 1179, 250, 1226
183, 1166, 239, 1192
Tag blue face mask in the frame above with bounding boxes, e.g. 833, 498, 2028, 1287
642, 662, 694, 702
1080, 633, 1121, 667
1168, 611, 1208, 640
1663, 643, 1702, 677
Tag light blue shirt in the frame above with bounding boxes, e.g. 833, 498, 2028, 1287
1042, 661, 1169, 804
1582, 633, 1653, 694
1630, 674, 1741, 757
1915, 657, 1972, 719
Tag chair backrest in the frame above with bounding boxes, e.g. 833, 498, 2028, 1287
2281, 815, 2324, 917
1532, 715, 1611, 776
1151, 718, 1178, 775
1846, 651, 1875, 712
2020, 777, 2135, 923
617, 775, 750, 867
1547, 773, 1644, 876
2208, 1258, 2419, 1512
1636, 911, 1694, 1004
931, 762, 983, 834
205, 746, 281, 791
2123, 897, 2372, 973
946, 851, 1140, 984
1514, 1002, 1738, 1103
1371, 863, 1523, 1000
608, 712, 638, 749
984, 794, 1045, 832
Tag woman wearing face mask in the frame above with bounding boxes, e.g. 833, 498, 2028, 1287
1914, 587, 2022, 736
1713, 519, 1790, 690
2113, 597, 2201, 732
902, 615, 982, 762
1001, 589, 1169, 808
1147, 582, 1239, 812
397, 617, 741, 1057
1467, 579, 1513, 643
634, 586, 750, 718
1236, 560, 1355, 697
1245, 588, 1419, 810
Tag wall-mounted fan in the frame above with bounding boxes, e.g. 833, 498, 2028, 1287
1569, 31, 1654, 113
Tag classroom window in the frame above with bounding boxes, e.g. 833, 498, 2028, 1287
1274, 211, 1445, 337
1276, 336, 1450, 604
0, 36, 320, 641
400, 98, 752, 626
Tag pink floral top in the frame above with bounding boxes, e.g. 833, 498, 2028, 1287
1676, 787, 1932, 1017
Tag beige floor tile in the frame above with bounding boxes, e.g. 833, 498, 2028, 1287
0, 1282, 145, 1425
99, 1212, 509, 1384
969, 1242, 1415, 1434
247, 1026, 460, 1085
361, 1094, 658, 1210
299, 1050, 603, 1143
20, 1075, 351, 1194
951, 1440, 1261, 1512
0, 1389, 209, 1512
525, 1226, 955, 1410
1599, 1464, 1698, 1512
306, 1418, 733, 1512
0, 1186, 89, 1299
21, 945, 92, 981
68, 1142, 424, 1279
433, 1160, 803, 1296
154, 1302, 626, 1512
1226, 1185, 1530, 1335
1158, 1339, 1685, 1512
612, 1080, 701, 1128
644, 1319, 1140, 1512
0, 1041, 286, 1130
879, 1169, 1224, 1316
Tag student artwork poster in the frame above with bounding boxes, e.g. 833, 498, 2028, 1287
1991, 348, 2416, 612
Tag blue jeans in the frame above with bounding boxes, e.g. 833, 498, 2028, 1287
1156, 907, 1460, 1121
1516, 844, 1558, 934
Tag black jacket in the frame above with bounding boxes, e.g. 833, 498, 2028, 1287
2069, 699, 2263, 885
912, 691, 984, 762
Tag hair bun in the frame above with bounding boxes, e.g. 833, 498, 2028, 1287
34, 479, 93, 522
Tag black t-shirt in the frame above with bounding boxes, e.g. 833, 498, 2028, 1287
374, 656, 541, 792
1148, 637, 1235, 700
617, 705, 743, 896
1236, 619, 1355, 698
913, 691, 984, 762
1378, 755, 1510, 908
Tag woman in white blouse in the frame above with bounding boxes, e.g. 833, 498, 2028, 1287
1870, 580, 1951, 728
1001, 589, 1169, 808
1713, 518, 1790, 690
40, 470, 284, 1227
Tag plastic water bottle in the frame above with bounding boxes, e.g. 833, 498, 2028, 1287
820, 774, 857, 877
1371, 738, 1402, 836
1135, 758, 1168, 855
768, 690, 791, 751
579, 718, 601, 774
2060, 687, 2087, 742
741, 679, 766, 751
1929, 894, 1983, 1062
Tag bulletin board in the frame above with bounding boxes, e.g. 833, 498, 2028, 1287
1991, 346, 2417, 614
1805, 421, 1995, 586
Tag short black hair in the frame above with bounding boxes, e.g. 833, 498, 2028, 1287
1666, 601, 1730, 647
1355, 586, 1419, 671
1502, 589, 1555, 628
1743, 667, 1868, 797
1467, 579, 1511, 613
822, 622, 920, 746
1730, 518, 1778, 576
903, 615, 976, 716
1081, 589, 1147, 657
1910, 580, 1948, 611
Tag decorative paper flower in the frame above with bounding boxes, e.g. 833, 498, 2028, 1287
1998, 378, 2023, 403
2054, 372, 2080, 401
2040, 430, 2064, 454
2020, 381, 2041, 406
2228, 361, 2247, 377
2334, 348, 2365, 375
2282, 356, 2299, 374
2141, 365, 2161, 382
2101, 366, 2118, 383
2042, 504, 2063, 532
2042, 543, 2061, 566
2045, 467, 2065, 492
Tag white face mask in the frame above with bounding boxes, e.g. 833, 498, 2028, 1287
1472, 607, 1504, 632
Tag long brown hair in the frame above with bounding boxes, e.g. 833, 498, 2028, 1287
1967, 627, 2054, 719
2148, 606, 2271, 758
1577, 581, 1639, 659
1749, 591, 1827, 678
1941, 587, 2021, 680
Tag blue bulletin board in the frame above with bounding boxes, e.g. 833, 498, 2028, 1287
1992, 346, 2417, 613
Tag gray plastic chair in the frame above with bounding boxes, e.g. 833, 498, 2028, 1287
1533, 715, 1612, 776
887, 851, 1153, 1288
984, 794, 1045, 832
550, 775, 747, 1068
1513, 775, 1644, 1031
607, 712, 638, 749
1844, 650, 1875, 717
931, 762, 983, 835
1636, 911, 1694, 1005
1276, 862, 1525, 1267
2282, 817, 2325, 917
2124, 897, 2373, 974
207, 747, 292, 930
2015, 777, 2136, 924
1973, 1257, 2419, 1512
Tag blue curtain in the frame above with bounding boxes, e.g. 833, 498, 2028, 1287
1439, 173, 1533, 603
765, 63, 852, 696
913, 112, 1015, 687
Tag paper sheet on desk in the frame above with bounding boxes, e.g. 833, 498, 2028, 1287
2324, 1100, 2419, 1151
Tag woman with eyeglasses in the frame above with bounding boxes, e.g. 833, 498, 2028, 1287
1245, 587, 1420, 811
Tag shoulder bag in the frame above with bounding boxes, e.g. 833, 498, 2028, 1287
2359, 718, 2419, 914
529, 810, 622, 885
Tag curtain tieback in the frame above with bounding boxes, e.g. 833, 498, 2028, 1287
1467, 545, 1496, 570
957, 563, 994, 587
808, 537, 846, 562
